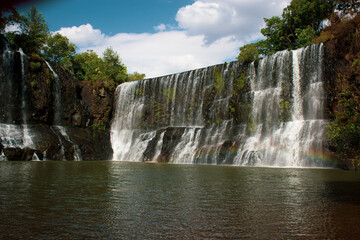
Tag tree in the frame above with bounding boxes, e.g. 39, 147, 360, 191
43, 33, 76, 69
71, 47, 128, 84
295, 26, 318, 48
127, 72, 146, 81
103, 47, 120, 66
19, 6, 49, 54
260, 16, 290, 53
239, 0, 335, 59
282, 0, 332, 32
280, 0, 333, 49
0, 7, 21, 34
102, 47, 127, 84
5, 6, 49, 54
72, 50, 103, 81
237, 43, 260, 63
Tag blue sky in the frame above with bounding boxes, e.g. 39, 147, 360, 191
18, 0, 194, 35
15, 0, 290, 77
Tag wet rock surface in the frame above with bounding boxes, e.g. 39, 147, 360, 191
0, 35, 114, 161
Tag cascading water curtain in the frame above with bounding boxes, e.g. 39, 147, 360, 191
111, 44, 337, 168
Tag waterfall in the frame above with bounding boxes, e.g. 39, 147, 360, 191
45, 61, 82, 161
0, 46, 35, 151
0, 42, 15, 124
31, 152, 40, 161
55, 125, 82, 161
0, 42, 82, 161
19, 49, 34, 148
19, 49, 29, 125
45, 61, 62, 125
0, 124, 34, 149
111, 44, 335, 168
50, 126, 66, 160
0, 150, 7, 161
292, 49, 303, 120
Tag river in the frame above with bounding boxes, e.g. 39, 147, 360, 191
0, 161, 359, 239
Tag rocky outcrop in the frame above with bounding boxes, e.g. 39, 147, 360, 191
3, 148, 43, 161
80, 80, 115, 128
323, 13, 360, 169
0, 35, 113, 161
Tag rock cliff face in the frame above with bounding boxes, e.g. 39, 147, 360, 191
0, 35, 113, 161
80, 80, 114, 127
322, 14, 360, 169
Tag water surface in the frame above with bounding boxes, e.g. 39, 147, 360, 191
1, 161, 359, 239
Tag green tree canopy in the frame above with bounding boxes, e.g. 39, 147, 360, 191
102, 47, 127, 84
238, 0, 337, 61
237, 42, 260, 63
260, 16, 290, 54
282, 0, 333, 32
43, 33, 76, 69
7, 6, 50, 54
127, 72, 146, 82
2, 6, 145, 87
72, 50, 103, 81
0, 7, 21, 34
71, 47, 129, 84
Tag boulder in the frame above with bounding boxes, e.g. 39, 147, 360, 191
4, 148, 34, 161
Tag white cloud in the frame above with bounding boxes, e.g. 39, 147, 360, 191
56, 24, 106, 48
154, 24, 167, 31
5, 23, 21, 33
176, 0, 290, 43
57, 0, 290, 78
71, 30, 242, 78
154, 23, 178, 32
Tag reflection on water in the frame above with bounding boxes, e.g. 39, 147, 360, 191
0, 161, 360, 239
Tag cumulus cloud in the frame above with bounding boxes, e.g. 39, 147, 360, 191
154, 24, 167, 31
57, 0, 290, 78
60, 27, 242, 78
176, 0, 289, 43
56, 24, 106, 48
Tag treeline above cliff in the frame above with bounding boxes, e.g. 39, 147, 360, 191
0, 5, 147, 130
237, 0, 359, 62
0, 6, 145, 87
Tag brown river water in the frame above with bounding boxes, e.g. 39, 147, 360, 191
1, 161, 359, 239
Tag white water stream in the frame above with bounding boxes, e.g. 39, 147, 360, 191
45, 61, 82, 161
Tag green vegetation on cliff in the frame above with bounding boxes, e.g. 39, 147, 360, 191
0, 6, 145, 86
0, 5, 146, 131
324, 13, 360, 169
72, 48, 128, 85
3, 6, 49, 55
43, 33, 76, 70
237, 0, 359, 62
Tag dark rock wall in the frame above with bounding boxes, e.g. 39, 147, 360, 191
0, 35, 113, 160
323, 14, 360, 169
80, 80, 114, 127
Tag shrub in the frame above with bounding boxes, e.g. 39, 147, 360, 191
30, 80, 37, 88
29, 53, 43, 62
91, 123, 106, 130
213, 66, 224, 92
29, 61, 41, 72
